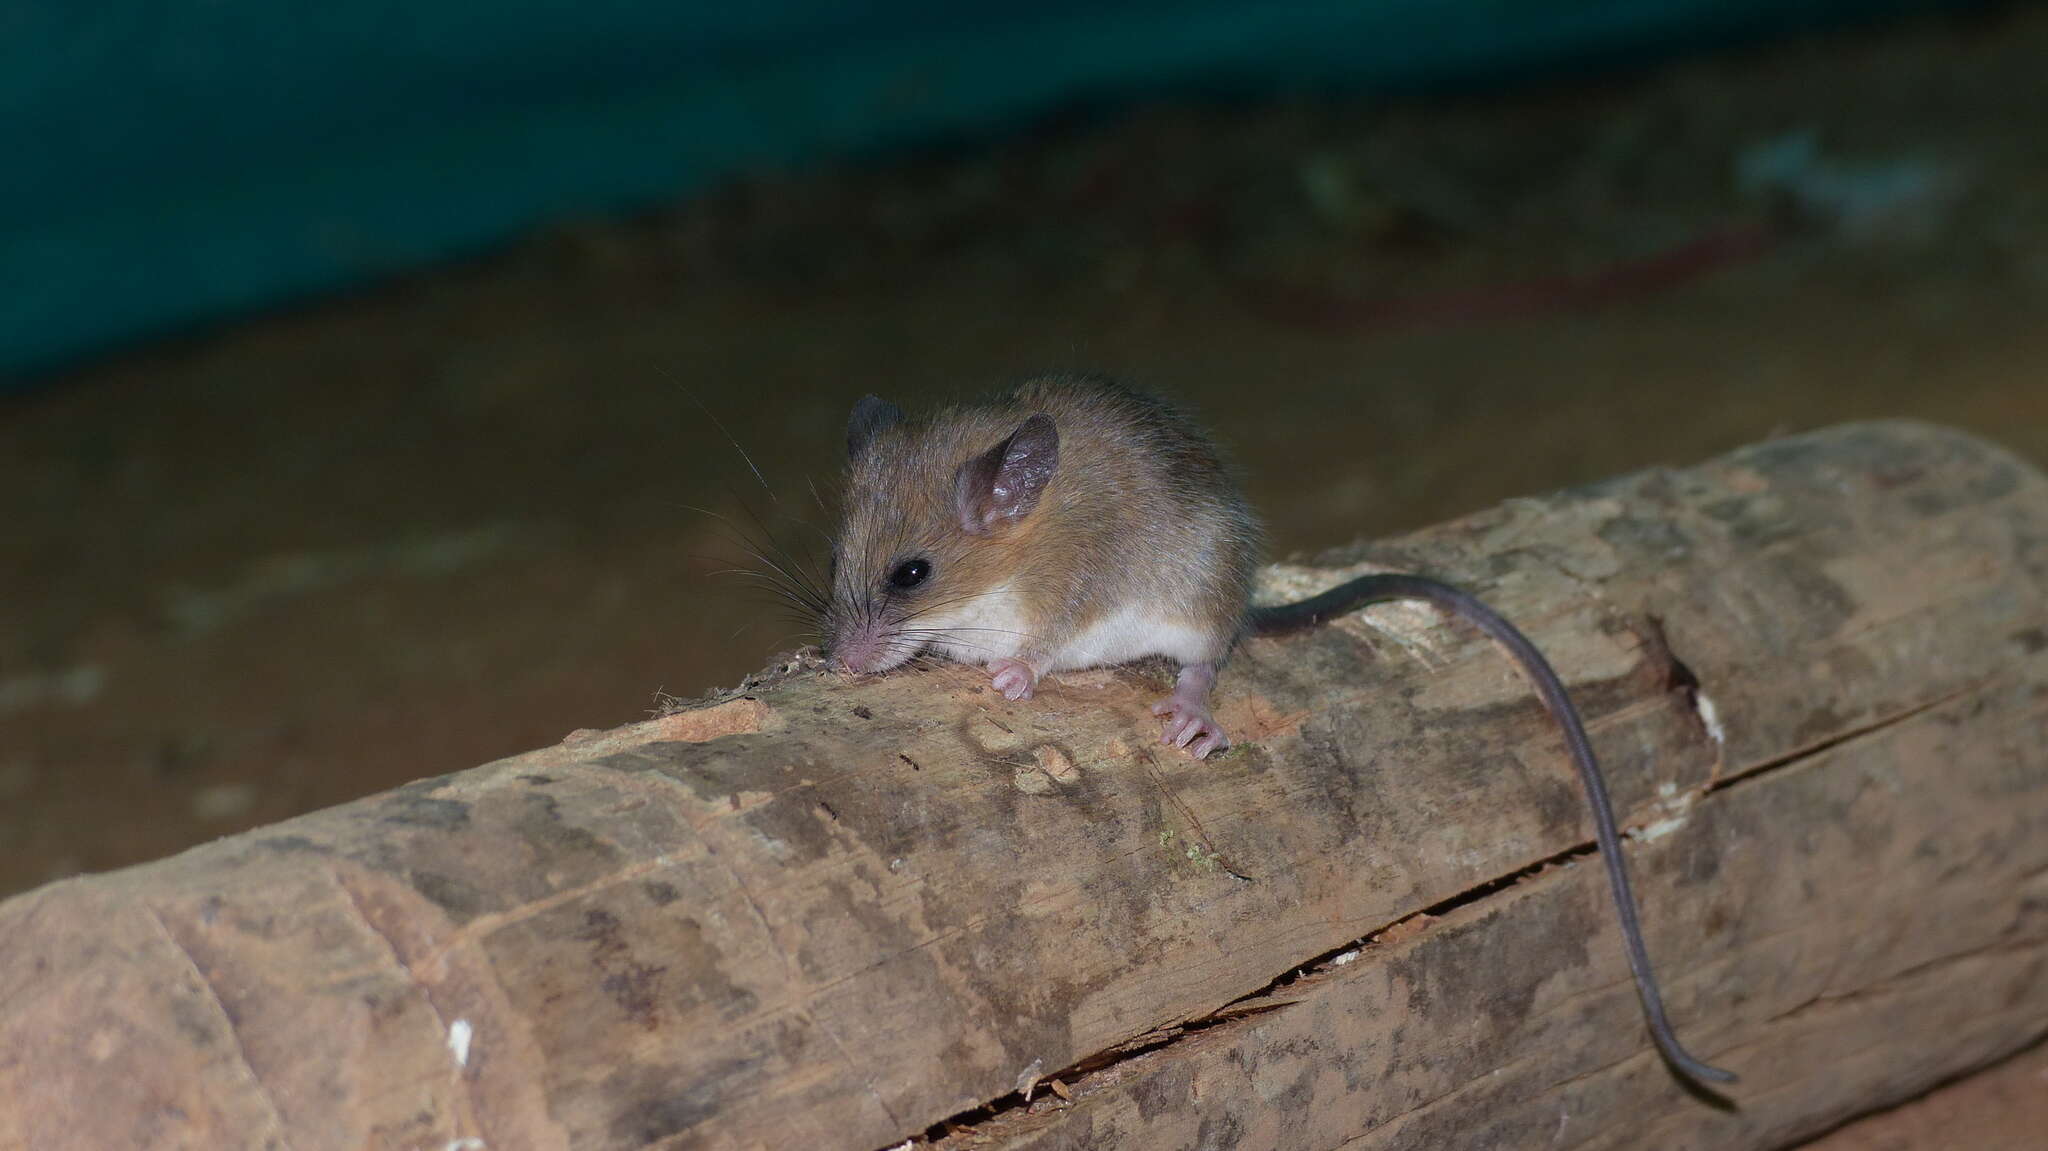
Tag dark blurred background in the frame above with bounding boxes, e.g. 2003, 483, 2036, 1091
2, 4, 2045, 1136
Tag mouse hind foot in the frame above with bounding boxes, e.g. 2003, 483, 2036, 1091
1153, 663, 1230, 758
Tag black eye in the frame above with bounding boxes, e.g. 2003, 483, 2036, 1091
888, 558, 932, 589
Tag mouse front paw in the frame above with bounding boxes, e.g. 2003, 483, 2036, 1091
1151, 698, 1231, 759
987, 658, 1040, 701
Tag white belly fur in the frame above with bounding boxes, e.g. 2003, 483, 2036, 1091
1050, 604, 1211, 671
917, 584, 1212, 671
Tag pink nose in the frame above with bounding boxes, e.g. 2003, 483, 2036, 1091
826, 633, 879, 674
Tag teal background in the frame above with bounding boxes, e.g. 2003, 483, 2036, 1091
2, 1, 1959, 384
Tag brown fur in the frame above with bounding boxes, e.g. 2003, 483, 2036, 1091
826, 375, 1262, 671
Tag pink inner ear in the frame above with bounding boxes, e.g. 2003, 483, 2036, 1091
956, 413, 1059, 533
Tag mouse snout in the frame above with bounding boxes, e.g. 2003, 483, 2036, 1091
827, 644, 875, 674
822, 618, 900, 675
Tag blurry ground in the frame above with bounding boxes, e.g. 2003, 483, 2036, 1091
3, 5, 2045, 1145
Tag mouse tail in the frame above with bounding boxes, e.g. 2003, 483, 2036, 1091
1253, 572, 1739, 1087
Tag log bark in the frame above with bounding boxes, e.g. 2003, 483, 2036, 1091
2, 420, 2045, 1151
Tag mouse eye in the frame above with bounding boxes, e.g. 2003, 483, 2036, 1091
888, 558, 932, 590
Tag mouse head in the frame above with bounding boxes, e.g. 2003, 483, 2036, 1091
821, 394, 1060, 673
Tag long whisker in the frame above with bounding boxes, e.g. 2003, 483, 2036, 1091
726, 588, 831, 620
685, 505, 831, 613
724, 484, 833, 597
670, 378, 775, 500
718, 565, 828, 615
718, 488, 833, 608
662, 392, 845, 657
688, 560, 826, 617
701, 565, 827, 601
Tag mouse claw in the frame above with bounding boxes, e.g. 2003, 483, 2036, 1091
988, 658, 1039, 701
1154, 701, 1231, 759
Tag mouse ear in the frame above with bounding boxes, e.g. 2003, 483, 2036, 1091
847, 395, 904, 461
955, 413, 1060, 534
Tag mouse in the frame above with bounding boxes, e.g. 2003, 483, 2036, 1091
819, 373, 1736, 1087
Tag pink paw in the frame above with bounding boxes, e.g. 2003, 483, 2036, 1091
1151, 698, 1231, 759
988, 658, 1038, 701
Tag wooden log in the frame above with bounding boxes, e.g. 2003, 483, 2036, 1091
2, 420, 2044, 1151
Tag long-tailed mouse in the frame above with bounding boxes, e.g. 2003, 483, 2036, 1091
820, 374, 1736, 1087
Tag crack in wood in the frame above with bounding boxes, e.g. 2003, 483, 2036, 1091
412, 850, 683, 974
1138, 746, 1256, 882
1767, 935, 2048, 1026
143, 904, 300, 1151
1703, 1010, 2048, 1117
813, 1006, 908, 1132
873, 999, 1301, 1150
332, 872, 487, 1143
1707, 675, 2000, 798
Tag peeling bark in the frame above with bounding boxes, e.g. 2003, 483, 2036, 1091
1, 421, 2044, 1151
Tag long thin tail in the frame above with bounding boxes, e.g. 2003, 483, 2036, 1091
1252, 573, 1737, 1086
